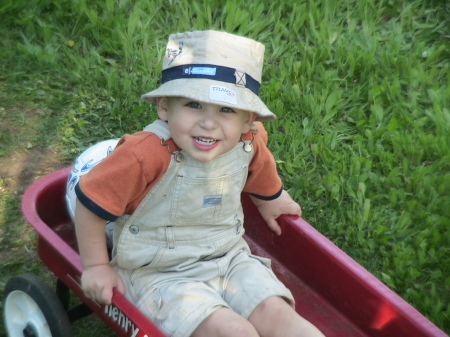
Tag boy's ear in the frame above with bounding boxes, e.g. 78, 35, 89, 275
242, 112, 257, 133
156, 97, 168, 120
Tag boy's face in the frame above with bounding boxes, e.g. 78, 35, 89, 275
156, 97, 256, 162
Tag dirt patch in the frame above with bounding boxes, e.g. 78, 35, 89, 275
0, 146, 67, 195
0, 105, 70, 194
0, 106, 70, 276
0, 145, 65, 259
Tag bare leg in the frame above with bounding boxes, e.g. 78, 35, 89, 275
192, 307, 260, 337
249, 297, 325, 337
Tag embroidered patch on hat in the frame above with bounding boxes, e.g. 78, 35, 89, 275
209, 85, 237, 105
167, 41, 184, 65
203, 195, 222, 207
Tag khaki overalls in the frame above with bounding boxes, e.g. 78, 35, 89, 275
110, 120, 293, 337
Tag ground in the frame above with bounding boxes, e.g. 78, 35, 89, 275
0, 145, 63, 257
0, 105, 68, 256
0, 106, 115, 335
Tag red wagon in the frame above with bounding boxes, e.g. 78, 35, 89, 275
3, 167, 447, 337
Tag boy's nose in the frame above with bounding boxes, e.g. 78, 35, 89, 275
199, 109, 219, 129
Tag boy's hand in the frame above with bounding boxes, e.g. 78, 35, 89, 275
81, 264, 126, 305
250, 190, 302, 235
75, 200, 125, 305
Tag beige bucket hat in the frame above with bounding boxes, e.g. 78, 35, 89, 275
142, 30, 276, 121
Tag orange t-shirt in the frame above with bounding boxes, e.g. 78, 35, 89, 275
78, 122, 282, 221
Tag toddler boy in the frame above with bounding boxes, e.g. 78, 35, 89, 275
75, 30, 324, 337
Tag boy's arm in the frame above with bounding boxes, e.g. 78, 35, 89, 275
75, 199, 125, 304
250, 190, 302, 235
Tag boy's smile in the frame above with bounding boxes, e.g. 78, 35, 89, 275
157, 97, 256, 162
193, 136, 220, 151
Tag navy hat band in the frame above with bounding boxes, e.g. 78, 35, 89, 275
161, 64, 261, 95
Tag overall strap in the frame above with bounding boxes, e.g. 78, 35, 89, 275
143, 120, 172, 140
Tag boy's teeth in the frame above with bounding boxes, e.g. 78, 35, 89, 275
196, 137, 217, 144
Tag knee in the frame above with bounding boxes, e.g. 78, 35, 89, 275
225, 320, 259, 337
250, 297, 325, 337
254, 296, 294, 319
192, 308, 259, 337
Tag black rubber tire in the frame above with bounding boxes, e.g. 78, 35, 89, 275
3, 273, 74, 337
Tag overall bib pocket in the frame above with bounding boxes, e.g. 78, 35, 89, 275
170, 165, 248, 225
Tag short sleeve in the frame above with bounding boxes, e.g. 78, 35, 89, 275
77, 132, 172, 219
243, 122, 283, 199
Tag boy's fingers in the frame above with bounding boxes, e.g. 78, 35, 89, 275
116, 277, 127, 295
267, 218, 282, 235
285, 202, 302, 217
101, 287, 113, 305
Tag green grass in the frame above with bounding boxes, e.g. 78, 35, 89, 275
1, 0, 449, 335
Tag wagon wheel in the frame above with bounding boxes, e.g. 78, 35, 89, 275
3, 273, 74, 337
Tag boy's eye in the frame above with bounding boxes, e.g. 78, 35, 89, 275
186, 102, 202, 109
220, 107, 235, 113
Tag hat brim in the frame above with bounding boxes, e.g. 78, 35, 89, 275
141, 78, 276, 122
